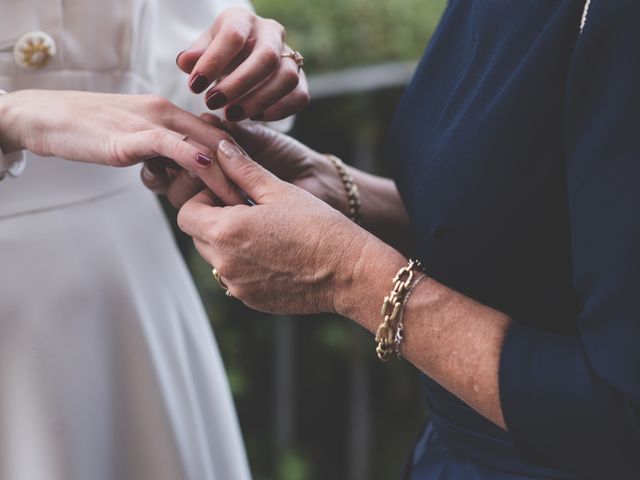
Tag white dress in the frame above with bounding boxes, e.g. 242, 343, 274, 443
0, 1, 252, 479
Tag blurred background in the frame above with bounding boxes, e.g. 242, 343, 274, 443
167, 1, 447, 478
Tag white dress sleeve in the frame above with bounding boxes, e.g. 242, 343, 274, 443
152, 0, 254, 113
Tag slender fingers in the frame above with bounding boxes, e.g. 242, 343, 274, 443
124, 128, 214, 172
176, 30, 211, 74
204, 19, 286, 117
126, 125, 241, 208
187, 9, 253, 94
259, 71, 310, 121
141, 156, 205, 209
225, 53, 300, 121
164, 111, 246, 206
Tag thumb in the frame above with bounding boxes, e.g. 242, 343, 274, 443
220, 122, 278, 158
214, 139, 282, 203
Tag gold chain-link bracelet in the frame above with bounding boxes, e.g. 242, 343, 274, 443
375, 259, 424, 361
326, 154, 362, 224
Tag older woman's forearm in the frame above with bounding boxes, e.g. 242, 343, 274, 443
335, 234, 510, 429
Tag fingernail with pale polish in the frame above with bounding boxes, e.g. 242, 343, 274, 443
196, 153, 212, 166
206, 90, 228, 110
218, 139, 243, 158
189, 74, 209, 93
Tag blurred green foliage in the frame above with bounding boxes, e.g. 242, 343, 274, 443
171, 1, 448, 479
253, 0, 447, 72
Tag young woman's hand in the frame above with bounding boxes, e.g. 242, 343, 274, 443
177, 139, 375, 314
176, 6, 309, 122
0, 89, 246, 205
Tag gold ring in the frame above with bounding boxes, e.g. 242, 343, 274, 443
212, 268, 232, 297
281, 50, 304, 72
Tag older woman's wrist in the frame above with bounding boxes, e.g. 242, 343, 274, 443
307, 151, 352, 214
332, 230, 407, 332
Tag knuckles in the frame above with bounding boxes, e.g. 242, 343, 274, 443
142, 94, 173, 114
206, 220, 232, 249
219, 24, 248, 51
257, 46, 281, 72
280, 67, 301, 92
262, 18, 286, 40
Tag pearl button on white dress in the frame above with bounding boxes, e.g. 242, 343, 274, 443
13, 31, 57, 69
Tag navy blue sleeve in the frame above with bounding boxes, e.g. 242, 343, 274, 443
499, 1, 640, 477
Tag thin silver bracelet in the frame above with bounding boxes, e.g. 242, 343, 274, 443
394, 273, 428, 357
326, 154, 362, 224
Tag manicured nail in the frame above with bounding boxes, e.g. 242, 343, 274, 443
141, 166, 155, 181
175, 50, 186, 66
218, 139, 243, 158
196, 153, 212, 166
250, 112, 264, 121
206, 90, 228, 110
189, 74, 209, 93
226, 105, 245, 121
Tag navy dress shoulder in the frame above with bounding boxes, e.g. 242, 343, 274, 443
387, 1, 640, 478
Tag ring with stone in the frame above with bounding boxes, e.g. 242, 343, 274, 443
281, 50, 304, 72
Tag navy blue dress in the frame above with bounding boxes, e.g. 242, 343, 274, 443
387, 1, 640, 478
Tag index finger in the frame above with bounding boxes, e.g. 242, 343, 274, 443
188, 9, 253, 94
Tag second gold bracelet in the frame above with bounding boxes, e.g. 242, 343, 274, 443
375, 259, 424, 361
326, 154, 362, 224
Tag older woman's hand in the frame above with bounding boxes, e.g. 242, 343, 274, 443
177, 139, 370, 314
0, 89, 246, 206
176, 7, 309, 122
142, 115, 347, 210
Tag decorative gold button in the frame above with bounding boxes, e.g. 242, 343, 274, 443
13, 31, 57, 69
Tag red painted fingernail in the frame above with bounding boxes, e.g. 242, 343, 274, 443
175, 50, 186, 66
196, 153, 212, 166
226, 105, 245, 122
250, 113, 264, 121
189, 74, 209, 94
206, 90, 228, 110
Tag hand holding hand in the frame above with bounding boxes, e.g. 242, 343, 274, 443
142, 115, 349, 211
177, 6, 309, 121
177, 139, 370, 314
